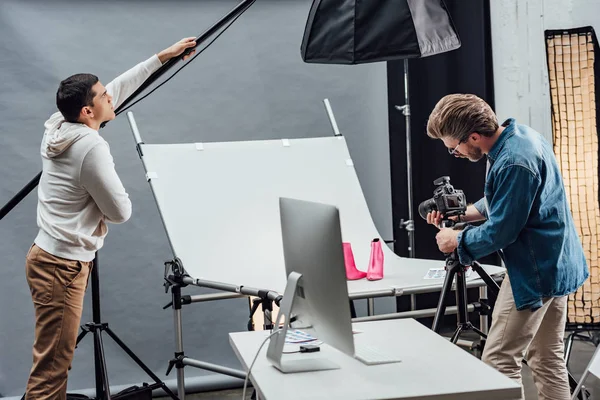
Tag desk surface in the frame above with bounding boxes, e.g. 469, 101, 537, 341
229, 319, 520, 400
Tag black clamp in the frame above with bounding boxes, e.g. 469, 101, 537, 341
163, 295, 192, 310
163, 258, 188, 293
474, 298, 491, 316
81, 322, 108, 332
166, 352, 186, 376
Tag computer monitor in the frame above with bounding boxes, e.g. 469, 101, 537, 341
266, 197, 355, 373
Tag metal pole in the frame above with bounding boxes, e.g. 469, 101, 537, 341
0, 172, 41, 220
353, 304, 475, 323
182, 358, 246, 380
323, 98, 342, 136
479, 286, 489, 335
403, 59, 415, 258
173, 285, 186, 400
127, 112, 143, 146
183, 277, 282, 306
367, 298, 375, 316
395, 59, 415, 258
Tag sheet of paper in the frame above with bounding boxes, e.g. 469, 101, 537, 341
424, 267, 472, 280
285, 329, 318, 344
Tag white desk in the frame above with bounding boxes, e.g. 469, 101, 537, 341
229, 319, 521, 400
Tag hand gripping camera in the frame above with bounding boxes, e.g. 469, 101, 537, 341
418, 176, 467, 227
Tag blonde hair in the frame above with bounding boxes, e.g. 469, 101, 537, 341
427, 94, 498, 141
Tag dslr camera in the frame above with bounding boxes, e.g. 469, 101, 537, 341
418, 176, 467, 226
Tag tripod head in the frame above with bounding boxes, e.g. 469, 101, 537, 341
443, 248, 463, 271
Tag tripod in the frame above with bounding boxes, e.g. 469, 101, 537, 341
74, 253, 178, 400
431, 247, 588, 399
431, 249, 499, 345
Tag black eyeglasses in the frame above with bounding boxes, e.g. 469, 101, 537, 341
448, 139, 466, 155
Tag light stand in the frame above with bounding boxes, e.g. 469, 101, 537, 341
395, 59, 415, 258
75, 253, 178, 400
162, 258, 282, 400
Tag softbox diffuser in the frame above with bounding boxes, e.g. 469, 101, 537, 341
545, 26, 600, 326
301, 0, 460, 64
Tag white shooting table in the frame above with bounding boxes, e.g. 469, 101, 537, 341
229, 319, 521, 400
134, 135, 504, 298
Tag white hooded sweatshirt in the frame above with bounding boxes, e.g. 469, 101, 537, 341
34, 55, 162, 262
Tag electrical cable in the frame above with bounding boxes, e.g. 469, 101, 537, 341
242, 330, 279, 400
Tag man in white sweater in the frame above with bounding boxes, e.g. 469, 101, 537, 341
24, 37, 196, 400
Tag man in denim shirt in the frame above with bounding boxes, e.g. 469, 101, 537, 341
425, 94, 588, 400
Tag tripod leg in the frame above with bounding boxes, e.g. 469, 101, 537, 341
470, 325, 487, 339
450, 325, 464, 344
455, 269, 469, 326
105, 327, 179, 399
432, 268, 456, 333
94, 329, 111, 400
471, 261, 500, 296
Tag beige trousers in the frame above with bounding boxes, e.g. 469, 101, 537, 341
482, 275, 570, 400
24, 244, 92, 400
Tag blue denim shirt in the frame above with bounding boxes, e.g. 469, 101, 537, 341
456, 118, 589, 311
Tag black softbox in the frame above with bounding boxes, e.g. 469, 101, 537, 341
301, 0, 460, 64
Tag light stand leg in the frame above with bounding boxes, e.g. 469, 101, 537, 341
93, 328, 111, 400
104, 327, 179, 399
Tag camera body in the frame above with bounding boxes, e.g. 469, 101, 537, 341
418, 176, 467, 221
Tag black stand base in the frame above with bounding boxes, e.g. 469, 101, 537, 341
76, 322, 177, 400
76, 255, 178, 400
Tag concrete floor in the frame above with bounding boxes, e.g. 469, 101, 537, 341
157, 332, 600, 400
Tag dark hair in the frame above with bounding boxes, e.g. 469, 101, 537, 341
427, 94, 499, 141
56, 73, 99, 123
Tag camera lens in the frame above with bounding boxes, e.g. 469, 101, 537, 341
418, 198, 437, 220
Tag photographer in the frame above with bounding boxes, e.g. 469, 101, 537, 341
425, 94, 588, 400
24, 38, 196, 400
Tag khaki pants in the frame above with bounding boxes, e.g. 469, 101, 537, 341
25, 244, 92, 400
482, 275, 570, 400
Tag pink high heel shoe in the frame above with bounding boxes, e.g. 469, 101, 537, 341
367, 238, 384, 281
343, 242, 367, 280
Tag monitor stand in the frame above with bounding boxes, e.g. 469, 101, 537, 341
266, 272, 341, 373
